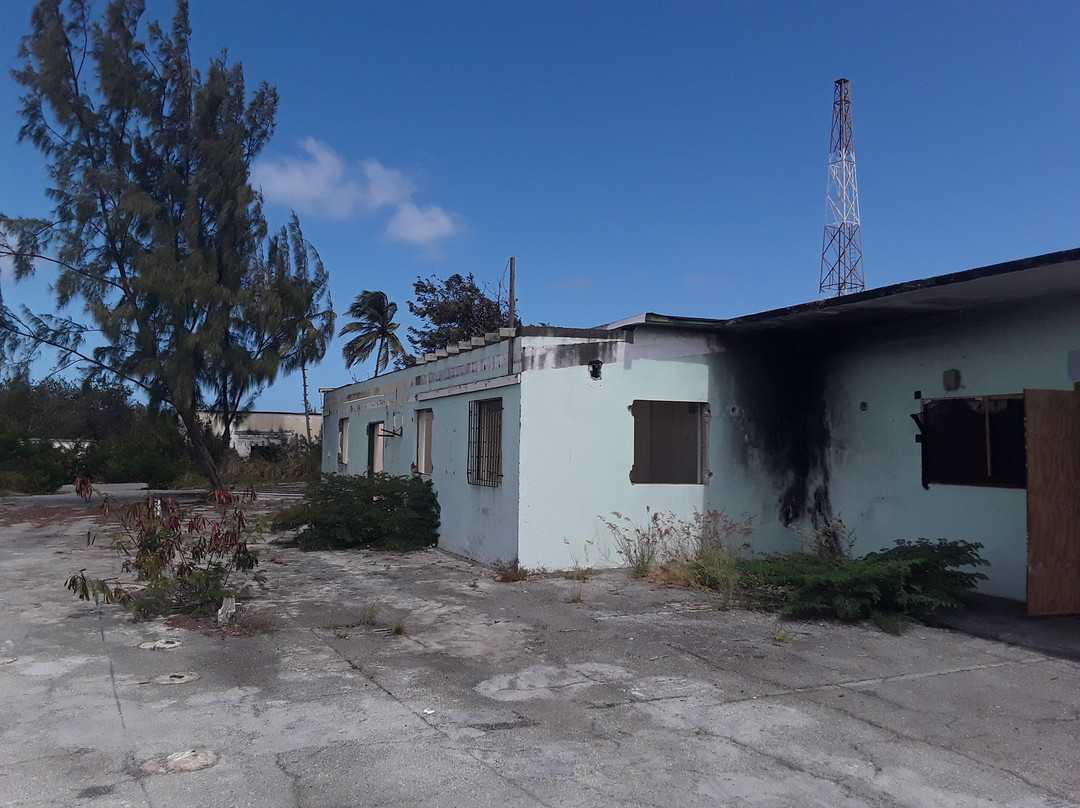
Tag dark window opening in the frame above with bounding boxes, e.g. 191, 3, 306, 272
630, 400, 708, 484
468, 398, 502, 487
917, 395, 1025, 488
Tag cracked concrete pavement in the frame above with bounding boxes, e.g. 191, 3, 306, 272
1, 485, 1078, 807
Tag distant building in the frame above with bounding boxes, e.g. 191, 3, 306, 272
322, 248, 1080, 615
200, 411, 321, 458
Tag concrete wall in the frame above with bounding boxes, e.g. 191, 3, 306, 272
819, 297, 1080, 601
517, 329, 720, 569
321, 295, 1080, 600
322, 342, 521, 562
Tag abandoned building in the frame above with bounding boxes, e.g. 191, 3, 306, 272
321, 247, 1080, 615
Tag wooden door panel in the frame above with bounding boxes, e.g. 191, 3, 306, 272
1025, 389, 1080, 616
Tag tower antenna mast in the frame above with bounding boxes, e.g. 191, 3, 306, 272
819, 78, 865, 297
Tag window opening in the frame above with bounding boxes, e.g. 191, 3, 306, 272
630, 400, 708, 484
366, 421, 385, 476
916, 395, 1025, 488
337, 418, 349, 466
468, 398, 503, 486
416, 409, 434, 475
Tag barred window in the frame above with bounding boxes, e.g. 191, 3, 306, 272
468, 398, 503, 486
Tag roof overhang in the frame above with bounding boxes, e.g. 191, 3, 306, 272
606, 247, 1080, 339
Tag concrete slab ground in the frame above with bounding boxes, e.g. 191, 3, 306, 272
1, 486, 1078, 807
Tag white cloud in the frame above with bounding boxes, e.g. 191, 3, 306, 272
253, 137, 360, 219
361, 160, 414, 210
385, 203, 456, 245
253, 139, 459, 246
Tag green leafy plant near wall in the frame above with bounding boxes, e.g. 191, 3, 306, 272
744, 538, 989, 632
602, 507, 988, 633
273, 473, 440, 552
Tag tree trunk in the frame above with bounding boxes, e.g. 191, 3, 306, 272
176, 408, 227, 491
301, 363, 312, 442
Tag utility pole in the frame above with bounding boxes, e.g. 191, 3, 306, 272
820, 78, 865, 297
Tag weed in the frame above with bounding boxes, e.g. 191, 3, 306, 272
567, 581, 584, 603
223, 607, 281, 636
65, 478, 266, 621
391, 621, 407, 635
333, 629, 350, 639
493, 559, 529, 582
359, 601, 383, 625
467, 578, 479, 590
601, 508, 754, 590
793, 515, 855, 561
769, 621, 795, 644
348, 659, 364, 671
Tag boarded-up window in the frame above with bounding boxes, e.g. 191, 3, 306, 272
630, 400, 708, 484
416, 409, 434, 475
918, 396, 1026, 488
468, 398, 502, 486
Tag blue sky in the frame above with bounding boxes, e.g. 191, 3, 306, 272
1, 1, 1077, 412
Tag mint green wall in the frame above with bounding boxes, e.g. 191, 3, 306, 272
321, 342, 521, 563
322, 296, 1080, 601
822, 298, 1079, 601
517, 330, 718, 569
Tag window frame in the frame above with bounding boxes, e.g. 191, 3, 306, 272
416, 408, 434, 475
337, 417, 349, 466
916, 394, 1026, 489
629, 399, 709, 485
468, 398, 503, 487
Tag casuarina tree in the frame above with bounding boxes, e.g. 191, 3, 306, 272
0, 0, 329, 490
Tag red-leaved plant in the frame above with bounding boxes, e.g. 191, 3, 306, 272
65, 477, 265, 621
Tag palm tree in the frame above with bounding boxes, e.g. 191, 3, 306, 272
340, 290, 406, 377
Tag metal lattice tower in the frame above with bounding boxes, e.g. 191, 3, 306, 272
819, 78, 865, 297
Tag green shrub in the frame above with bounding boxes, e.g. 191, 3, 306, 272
274, 473, 440, 552
76, 416, 196, 488
743, 539, 988, 632
226, 437, 322, 486
0, 429, 74, 493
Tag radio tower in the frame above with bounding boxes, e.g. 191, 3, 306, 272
819, 78, 864, 297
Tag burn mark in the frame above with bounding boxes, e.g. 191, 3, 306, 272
728, 338, 833, 526
522, 340, 622, 372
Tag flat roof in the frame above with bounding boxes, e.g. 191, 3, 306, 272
605, 247, 1080, 338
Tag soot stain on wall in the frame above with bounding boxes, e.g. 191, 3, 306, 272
728, 338, 834, 527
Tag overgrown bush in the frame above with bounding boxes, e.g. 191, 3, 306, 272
741, 539, 989, 632
226, 437, 322, 487
600, 507, 754, 587
273, 473, 440, 552
0, 428, 74, 493
65, 477, 266, 621
76, 415, 197, 488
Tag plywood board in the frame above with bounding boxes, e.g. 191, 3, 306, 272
1025, 389, 1080, 616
